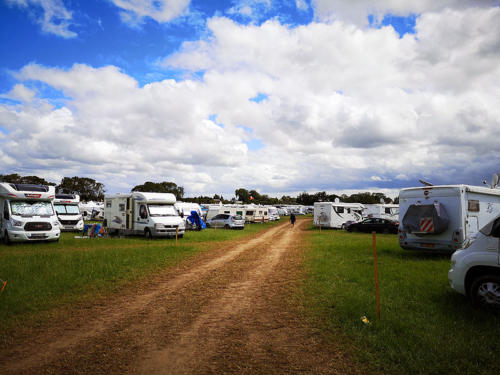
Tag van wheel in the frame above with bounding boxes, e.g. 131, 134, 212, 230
3, 231, 11, 245
144, 228, 153, 240
224, 224, 230, 230
178, 234, 184, 238
470, 275, 500, 308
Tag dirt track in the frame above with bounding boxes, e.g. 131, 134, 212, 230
0, 219, 360, 375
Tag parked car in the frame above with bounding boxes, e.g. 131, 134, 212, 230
346, 218, 399, 234
206, 214, 245, 229
449, 215, 500, 308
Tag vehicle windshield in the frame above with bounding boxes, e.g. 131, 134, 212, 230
54, 204, 80, 215
148, 204, 178, 217
234, 215, 243, 220
10, 201, 54, 217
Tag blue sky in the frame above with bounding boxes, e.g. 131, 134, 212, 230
1, 1, 499, 197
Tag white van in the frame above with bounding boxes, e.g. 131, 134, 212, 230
313, 202, 364, 229
399, 185, 500, 253
104, 192, 185, 239
174, 202, 203, 229
0, 183, 60, 244
54, 193, 84, 231
363, 204, 399, 221
448, 215, 500, 308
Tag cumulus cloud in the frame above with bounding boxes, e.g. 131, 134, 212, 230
7, 0, 77, 38
110, 0, 190, 24
312, 0, 496, 25
2, 4, 500, 195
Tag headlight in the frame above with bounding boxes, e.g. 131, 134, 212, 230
11, 219, 23, 227
52, 221, 60, 226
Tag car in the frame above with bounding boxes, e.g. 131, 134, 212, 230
449, 215, 500, 308
346, 218, 399, 234
206, 214, 245, 229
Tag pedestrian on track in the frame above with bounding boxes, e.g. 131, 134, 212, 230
290, 212, 296, 227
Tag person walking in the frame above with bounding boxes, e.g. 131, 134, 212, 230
290, 212, 296, 227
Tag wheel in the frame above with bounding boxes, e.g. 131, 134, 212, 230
224, 224, 230, 230
3, 231, 11, 245
178, 234, 184, 238
470, 275, 500, 308
144, 228, 153, 240
341, 224, 345, 230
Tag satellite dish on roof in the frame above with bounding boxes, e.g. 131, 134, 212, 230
334, 197, 340, 203
492, 173, 499, 188
419, 179, 433, 187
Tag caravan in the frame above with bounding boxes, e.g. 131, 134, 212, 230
54, 194, 84, 231
104, 192, 185, 239
0, 183, 60, 244
363, 204, 399, 221
399, 184, 500, 252
313, 201, 364, 229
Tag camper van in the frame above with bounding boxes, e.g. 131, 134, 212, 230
104, 192, 185, 239
79, 201, 104, 221
54, 193, 84, 231
175, 202, 203, 229
399, 185, 500, 253
363, 204, 399, 221
313, 202, 364, 229
448, 214, 500, 308
0, 183, 60, 244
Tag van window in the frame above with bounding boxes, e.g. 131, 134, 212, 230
491, 218, 500, 238
468, 200, 480, 212
139, 205, 148, 219
106, 200, 112, 208
335, 207, 344, 214
3, 203, 9, 220
385, 208, 391, 214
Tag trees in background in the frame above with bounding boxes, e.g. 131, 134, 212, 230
0, 173, 55, 186
131, 181, 184, 200
57, 177, 105, 201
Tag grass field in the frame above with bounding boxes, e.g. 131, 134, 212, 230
303, 226, 500, 375
0, 220, 280, 339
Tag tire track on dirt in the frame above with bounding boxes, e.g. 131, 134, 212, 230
0, 223, 286, 374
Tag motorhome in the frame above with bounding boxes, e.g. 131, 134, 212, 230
363, 204, 399, 221
0, 183, 60, 244
175, 202, 203, 229
313, 201, 364, 229
79, 201, 104, 221
268, 206, 280, 221
104, 192, 185, 239
244, 205, 269, 223
399, 184, 500, 253
448, 214, 500, 308
54, 193, 84, 231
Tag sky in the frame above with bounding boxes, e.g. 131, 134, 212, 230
1, 0, 500, 199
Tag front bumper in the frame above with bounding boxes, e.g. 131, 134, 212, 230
8, 228, 61, 242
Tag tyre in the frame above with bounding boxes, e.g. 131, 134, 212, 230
144, 228, 153, 240
341, 224, 346, 230
470, 275, 500, 308
3, 231, 11, 246
178, 234, 184, 238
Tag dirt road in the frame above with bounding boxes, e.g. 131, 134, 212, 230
0, 219, 359, 375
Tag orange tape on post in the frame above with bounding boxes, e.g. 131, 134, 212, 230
0, 280, 7, 295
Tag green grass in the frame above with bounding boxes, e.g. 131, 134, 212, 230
0, 220, 279, 337
303, 226, 500, 375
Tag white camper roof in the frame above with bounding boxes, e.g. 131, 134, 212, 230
54, 193, 80, 204
314, 201, 365, 209
0, 182, 55, 201
400, 185, 500, 198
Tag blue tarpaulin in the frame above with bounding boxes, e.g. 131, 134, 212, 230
187, 210, 206, 230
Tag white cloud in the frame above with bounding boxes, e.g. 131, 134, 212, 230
110, 0, 190, 24
312, 0, 496, 25
7, 0, 77, 38
2, 5, 500, 196
296, 0, 308, 12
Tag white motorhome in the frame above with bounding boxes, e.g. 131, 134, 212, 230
268, 206, 280, 221
54, 194, 84, 231
104, 192, 185, 239
448, 214, 500, 308
363, 204, 399, 221
175, 202, 203, 229
244, 205, 269, 223
313, 202, 364, 229
399, 185, 500, 253
0, 183, 60, 244
79, 201, 104, 221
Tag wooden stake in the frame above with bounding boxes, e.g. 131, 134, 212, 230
372, 231, 381, 320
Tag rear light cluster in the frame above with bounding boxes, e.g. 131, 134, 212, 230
452, 229, 462, 249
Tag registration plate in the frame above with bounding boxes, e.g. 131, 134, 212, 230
421, 243, 435, 248
30, 234, 46, 238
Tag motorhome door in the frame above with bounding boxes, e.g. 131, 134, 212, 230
135, 200, 149, 232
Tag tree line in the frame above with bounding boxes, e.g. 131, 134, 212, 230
0, 174, 396, 204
